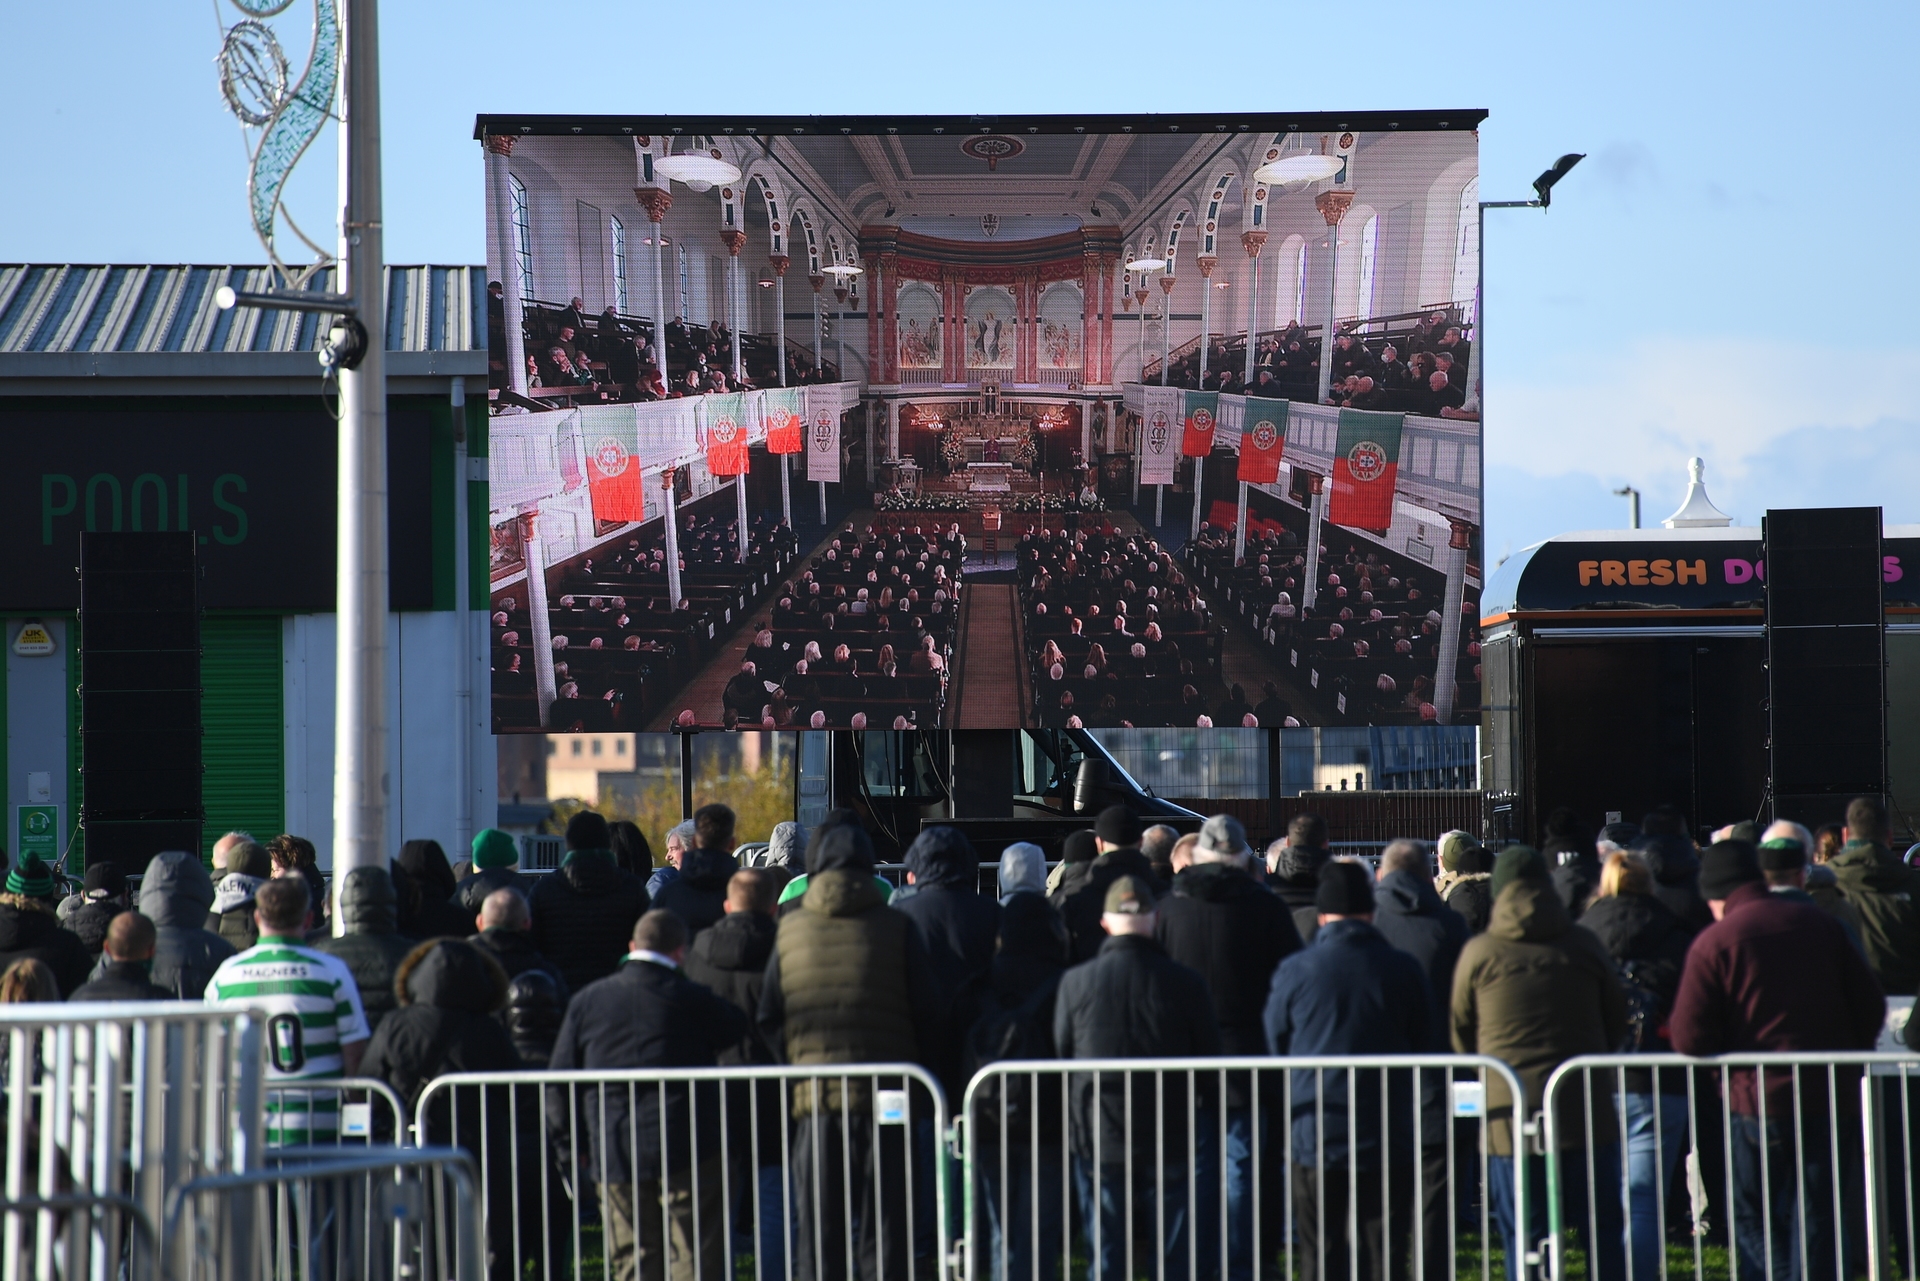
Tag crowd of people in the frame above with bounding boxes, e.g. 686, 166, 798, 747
3, 795, 1917, 1281
1018, 525, 1227, 727
693, 521, 965, 729
488, 285, 838, 408
1153, 312, 1480, 419
1183, 520, 1481, 723
492, 511, 802, 731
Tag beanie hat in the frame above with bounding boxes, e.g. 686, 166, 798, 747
1315, 861, 1376, 916
1196, 814, 1251, 861
83, 862, 126, 898
1095, 805, 1142, 848
472, 828, 519, 871
1757, 836, 1806, 872
1061, 830, 1099, 864
565, 810, 611, 851
1490, 845, 1549, 900
1103, 874, 1155, 915
1436, 831, 1483, 874
1699, 840, 1763, 900
6, 856, 55, 900
224, 841, 272, 879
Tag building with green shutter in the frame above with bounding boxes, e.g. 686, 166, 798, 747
0, 263, 493, 873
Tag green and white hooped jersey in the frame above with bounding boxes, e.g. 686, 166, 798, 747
205, 936, 371, 1144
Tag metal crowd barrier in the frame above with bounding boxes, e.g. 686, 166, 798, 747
1541, 1052, 1920, 1281
261, 1077, 409, 1148
164, 1146, 484, 1281
959, 1054, 1529, 1281
416, 1063, 950, 1281
1, 1002, 263, 1281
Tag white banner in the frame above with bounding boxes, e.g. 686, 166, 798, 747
805, 386, 842, 484
1139, 385, 1181, 486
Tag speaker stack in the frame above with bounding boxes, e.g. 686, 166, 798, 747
1764, 507, 1886, 830
78, 533, 203, 874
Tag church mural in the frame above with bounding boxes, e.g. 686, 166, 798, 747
897, 283, 942, 369
1038, 282, 1083, 370
964, 286, 1016, 369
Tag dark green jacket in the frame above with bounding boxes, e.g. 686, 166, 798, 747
1829, 840, 1920, 993
757, 869, 943, 1110
1450, 879, 1626, 1154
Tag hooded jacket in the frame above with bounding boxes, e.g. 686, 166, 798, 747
547, 953, 749, 1179
957, 894, 1069, 1145
758, 826, 944, 1101
651, 846, 740, 939
0, 893, 94, 997
1263, 918, 1432, 1168
1269, 844, 1331, 943
1827, 840, 1920, 993
996, 842, 1048, 902
394, 840, 475, 939
1156, 860, 1301, 1056
896, 827, 1000, 997
1669, 882, 1884, 1117
130, 851, 236, 999
1633, 834, 1712, 932
528, 849, 651, 994
1370, 870, 1470, 1047
314, 867, 418, 1036
206, 874, 267, 950
764, 821, 808, 871
681, 909, 778, 1065
1450, 879, 1627, 1153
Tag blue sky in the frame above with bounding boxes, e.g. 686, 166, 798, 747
5, 0, 1916, 562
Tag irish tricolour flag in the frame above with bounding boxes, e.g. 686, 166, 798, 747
1327, 408, 1405, 533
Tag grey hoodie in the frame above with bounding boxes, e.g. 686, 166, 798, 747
997, 842, 1048, 902
110, 850, 236, 998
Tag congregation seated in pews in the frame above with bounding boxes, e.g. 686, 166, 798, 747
1018, 528, 1225, 727
712, 523, 964, 730
1181, 515, 1481, 725
490, 508, 802, 732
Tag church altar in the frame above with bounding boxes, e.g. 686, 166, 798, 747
966, 463, 1016, 492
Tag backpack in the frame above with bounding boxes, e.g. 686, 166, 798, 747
1615, 958, 1669, 1053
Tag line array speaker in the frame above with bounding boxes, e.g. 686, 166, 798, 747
1764, 507, 1885, 829
79, 532, 203, 873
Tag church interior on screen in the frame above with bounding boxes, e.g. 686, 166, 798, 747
482, 115, 1484, 732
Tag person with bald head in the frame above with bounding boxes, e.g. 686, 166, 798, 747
70, 912, 170, 1001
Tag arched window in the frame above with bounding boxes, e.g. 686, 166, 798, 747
508, 174, 534, 303
1357, 215, 1380, 327
610, 215, 628, 313
1452, 177, 1479, 317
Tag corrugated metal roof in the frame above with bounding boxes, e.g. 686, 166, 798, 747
0, 264, 485, 355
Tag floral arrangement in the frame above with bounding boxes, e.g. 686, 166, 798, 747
939, 430, 967, 470
1010, 432, 1038, 468
1009, 493, 1104, 513
876, 491, 972, 512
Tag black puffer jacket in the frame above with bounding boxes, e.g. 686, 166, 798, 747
528, 850, 651, 994
895, 826, 1001, 999
314, 867, 418, 1036
681, 910, 778, 1065
1578, 889, 1695, 1086
1270, 844, 1331, 943
61, 897, 123, 958
452, 866, 534, 916
395, 840, 475, 939
1156, 861, 1301, 1055
1635, 834, 1712, 931
362, 937, 521, 1135
70, 959, 170, 1002
650, 846, 739, 939
1370, 870, 1470, 1047
468, 927, 569, 1064
0, 895, 94, 997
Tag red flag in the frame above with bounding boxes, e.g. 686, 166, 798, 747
1327, 409, 1405, 533
1237, 404, 1288, 483
585, 424, 646, 523
1181, 391, 1219, 457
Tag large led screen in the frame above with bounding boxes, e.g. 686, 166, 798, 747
479, 112, 1485, 733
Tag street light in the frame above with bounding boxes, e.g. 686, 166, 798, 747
1614, 485, 1642, 529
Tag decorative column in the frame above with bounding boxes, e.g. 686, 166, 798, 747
810, 273, 825, 373
1314, 189, 1355, 405
1302, 472, 1326, 611
944, 274, 966, 384
1241, 229, 1267, 386
1433, 518, 1473, 724
832, 273, 849, 384
1083, 254, 1102, 388
637, 186, 673, 375
519, 508, 556, 726
1101, 258, 1117, 385
661, 467, 683, 607
770, 254, 790, 386
722, 229, 746, 383
880, 253, 900, 384
735, 468, 749, 562
1196, 255, 1217, 387
484, 136, 528, 396
865, 255, 882, 383
1234, 479, 1250, 562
